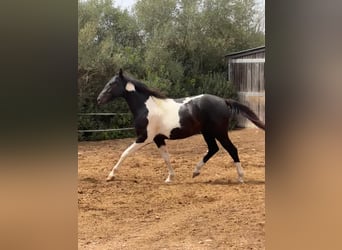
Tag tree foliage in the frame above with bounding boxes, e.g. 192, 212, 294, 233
78, 0, 264, 140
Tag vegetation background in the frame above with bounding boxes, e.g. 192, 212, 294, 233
78, 0, 264, 140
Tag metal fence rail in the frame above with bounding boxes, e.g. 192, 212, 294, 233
78, 113, 130, 116
78, 113, 133, 133
78, 128, 134, 133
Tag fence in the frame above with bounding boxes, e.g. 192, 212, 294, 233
78, 113, 134, 133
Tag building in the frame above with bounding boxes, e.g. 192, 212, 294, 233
225, 46, 265, 127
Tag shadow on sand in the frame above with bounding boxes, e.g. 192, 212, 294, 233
200, 178, 265, 186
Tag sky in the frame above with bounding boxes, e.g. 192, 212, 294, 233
114, 0, 137, 10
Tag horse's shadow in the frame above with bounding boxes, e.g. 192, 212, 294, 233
81, 176, 264, 187
190, 178, 265, 186
159, 178, 265, 186
80, 177, 100, 184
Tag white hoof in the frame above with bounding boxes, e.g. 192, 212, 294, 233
234, 162, 244, 183
106, 175, 115, 182
165, 174, 174, 183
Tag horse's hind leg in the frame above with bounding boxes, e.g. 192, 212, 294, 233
216, 133, 244, 183
193, 132, 219, 178
154, 135, 175, 183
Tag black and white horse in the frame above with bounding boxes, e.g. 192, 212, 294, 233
97, 69, 265, 183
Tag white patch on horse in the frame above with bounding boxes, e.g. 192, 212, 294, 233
234, 162, 244, 183
182, 94, 203, 104
125, 82, 136, 92
144, 95, 204, 139
158, 145, 175, 183
145, 97, 182, 138
106, 142, 148, 181
193, 159, 205, 177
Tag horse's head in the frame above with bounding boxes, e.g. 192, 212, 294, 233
97, 69, 127, 105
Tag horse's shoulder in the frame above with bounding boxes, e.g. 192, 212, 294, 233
145, 97, 178, 115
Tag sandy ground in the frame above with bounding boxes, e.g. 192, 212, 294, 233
78, 128, 265, 249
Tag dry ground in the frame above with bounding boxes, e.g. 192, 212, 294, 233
78, 128, 265, 249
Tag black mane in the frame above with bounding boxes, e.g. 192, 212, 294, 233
126, 76, 167, 99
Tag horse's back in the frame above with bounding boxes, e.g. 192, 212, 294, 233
191, 94, 232, 131
192, 94, 229, 116
171, 94, 232, 138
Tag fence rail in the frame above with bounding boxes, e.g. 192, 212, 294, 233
78, 113, 130, 116
78, 112, 133, 133
78, 128, 134, 133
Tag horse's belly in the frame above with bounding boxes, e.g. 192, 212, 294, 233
159, 114, 182, 137
145, 97, 201, 139
145, 111, 180, 139
169, 114, 202, 139
149, 113, 197, 140
169, 126, 201, 139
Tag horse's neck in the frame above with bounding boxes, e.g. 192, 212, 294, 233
124, 92, 151, 117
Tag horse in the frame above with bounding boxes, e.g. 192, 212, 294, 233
97, 69, 265, 183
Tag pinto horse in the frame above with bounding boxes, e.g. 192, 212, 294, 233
97, 69, 265, 183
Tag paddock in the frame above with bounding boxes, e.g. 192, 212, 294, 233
78, 128, 265, 249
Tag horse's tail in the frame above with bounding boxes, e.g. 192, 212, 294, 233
225, 99, 265, 130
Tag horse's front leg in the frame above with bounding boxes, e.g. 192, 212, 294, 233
106, 142, 147, 181
154, 136, 175, 183
158, 145, 175, 183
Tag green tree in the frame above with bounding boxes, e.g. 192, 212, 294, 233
78, 0, 143, 140
78, 0, 264, 140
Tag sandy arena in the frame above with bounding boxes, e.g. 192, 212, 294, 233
78, 128, 265, 249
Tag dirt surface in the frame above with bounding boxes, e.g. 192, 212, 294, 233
78, 128, 265, 249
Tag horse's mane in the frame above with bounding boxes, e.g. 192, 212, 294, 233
126, 76, 167, 99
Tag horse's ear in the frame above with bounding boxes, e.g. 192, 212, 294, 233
119, 68, 123, 78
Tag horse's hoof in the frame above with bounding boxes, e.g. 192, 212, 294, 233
192, 172, 200, 178
165, 176, 174, 183
106, 175, 115, 182
238, 178, 244, 183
